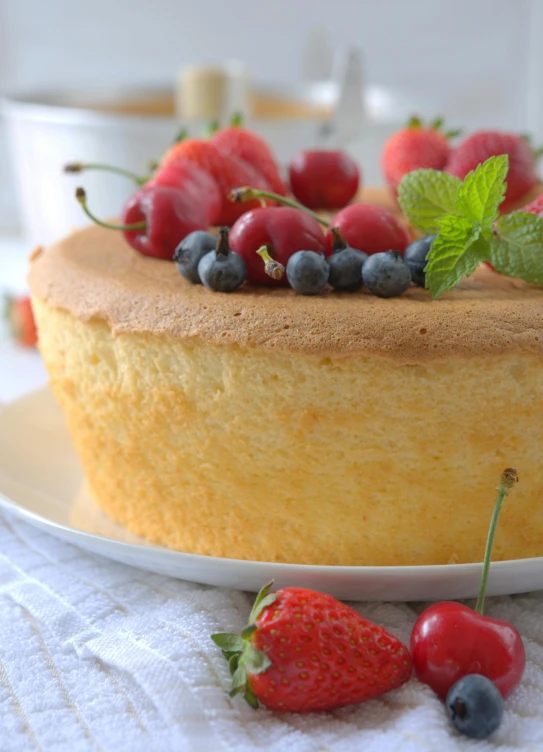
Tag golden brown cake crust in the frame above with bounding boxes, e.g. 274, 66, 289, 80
29, 219, 543, 364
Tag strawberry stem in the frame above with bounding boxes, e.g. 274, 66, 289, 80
75, 187, 147, 232
229, 187, 329, 227
475, 468, 519, 615
256, 245, 285, 280
65, 162, 148, 186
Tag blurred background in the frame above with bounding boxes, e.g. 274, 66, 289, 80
1, 0, 543, 396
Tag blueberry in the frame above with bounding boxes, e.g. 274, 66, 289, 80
286, 250, 329, 295
327, 228, 367, 292
174, 231, 217, 284
328, 249, 368, 291
362, 251, 411, 298
197, 227, 246, 293
403, 235, 436, 287
446, 674, 503, 739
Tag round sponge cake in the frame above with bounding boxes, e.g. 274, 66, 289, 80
28, 216, 543, 566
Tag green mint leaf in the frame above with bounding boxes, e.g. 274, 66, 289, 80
425, 215, 489, 298
455, 154, 508, 234
398, 169, 462, 234
489, 210, 543, 285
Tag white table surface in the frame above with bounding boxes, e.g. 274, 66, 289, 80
2, 235, 543, 752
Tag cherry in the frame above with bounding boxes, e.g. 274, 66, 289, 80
75, 183, 213, 260
229, 207, 327, 286
288, 150, 360, 210
326, 204, 410, 256
411, 469, 526, 700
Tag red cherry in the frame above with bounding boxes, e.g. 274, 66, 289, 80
410, 469, 525, 700
288, 150, 360, 210
327, 203, 410, 256
121, 184, 212, 260
411, 602, 525, 699
149, 159, 222, 225
230, 207, 327, 286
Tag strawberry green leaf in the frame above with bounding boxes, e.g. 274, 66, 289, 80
489, 210, 543, 285
210, 632, 244, 652
398, 169, 462, 234
455, 154, 508, 234
249, 581, 277, 624
243, 644, 271, 675
425, 215, 489, 298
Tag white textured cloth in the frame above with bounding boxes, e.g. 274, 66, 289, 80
1, 510, 543, 752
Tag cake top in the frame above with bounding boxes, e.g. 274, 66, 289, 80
28, 222, 543, 363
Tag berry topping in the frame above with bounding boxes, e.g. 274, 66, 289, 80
403, 235, 436, 287
149, 159, 221, 224
120, 184, 213, 260
229, 207, 327, 286
75, 184, 213, 261
160, 138, 273, 226
446, 130, 539, 212
362, 251, 411, 298
212, 116, 287, 196
174, 230, 217, 284
411, 469, 525, 700
446, 675, 504, 740
198, 227, 246, 292
288, 149, 360, 210
211, 582, 412, 712
327, 227, 367, 292
326, 203, 410, 257
286, 250, 329, 295
382, 116, 456, 195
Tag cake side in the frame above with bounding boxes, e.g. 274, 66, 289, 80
32, 295, 543, 566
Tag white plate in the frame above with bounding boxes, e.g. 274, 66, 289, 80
1, 387, 542, 601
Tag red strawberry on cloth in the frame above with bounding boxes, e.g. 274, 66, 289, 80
211, 582, 412, 712
4, 295, 37, 347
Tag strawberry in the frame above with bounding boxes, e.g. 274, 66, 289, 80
211, 582, 412, 712
212, 124, 287, 196
161, 138, 273, 226
518, 191, 543, 217
4, 295, 37, 347
382, 117, 454, 195
447, 131, 539, 212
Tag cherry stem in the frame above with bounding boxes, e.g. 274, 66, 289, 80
65, 162, 148, 186
475, 468, 519, 615
229, 187, 330, 228
256, 245, 285, 280
216, 226, 230, 256
75, 187, 147, 232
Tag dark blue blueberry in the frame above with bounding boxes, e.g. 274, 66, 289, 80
403, 235, 436, 287
327, 227, 367, 292
174, 231, 217, 284
197, 227, 246, 293
362, 251, 411, 298
286, 250, 329, 295
446, 674, 503, 740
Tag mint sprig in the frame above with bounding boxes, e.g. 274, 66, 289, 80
489, 211, 543, 285
398, 154, 543, 298
398, 170, 461, 235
